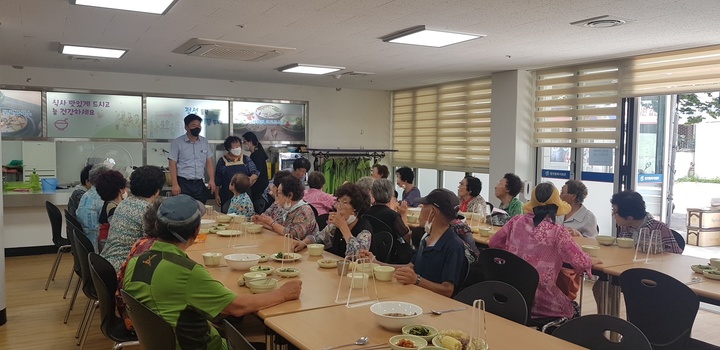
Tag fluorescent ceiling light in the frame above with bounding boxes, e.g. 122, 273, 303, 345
61, 44, 127, 58
72, 0, 177, 15
278, 64, 344, 75
382, 25, 484, 47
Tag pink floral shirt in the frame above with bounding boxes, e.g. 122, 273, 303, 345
304, 188, 335, 216
489, 214, 593, 319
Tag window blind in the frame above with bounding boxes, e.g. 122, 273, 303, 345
534, 63, 621, 148
619, 44, 720, 97
393, 77, 492, 170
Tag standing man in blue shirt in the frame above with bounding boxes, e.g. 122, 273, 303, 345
169, 114, 216, 202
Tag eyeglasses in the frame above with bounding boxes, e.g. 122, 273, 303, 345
335, 199, 351, 206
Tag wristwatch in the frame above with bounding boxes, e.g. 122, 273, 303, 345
415, 275, 421, 286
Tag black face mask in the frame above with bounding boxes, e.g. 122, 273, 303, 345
189, 127, 201, 136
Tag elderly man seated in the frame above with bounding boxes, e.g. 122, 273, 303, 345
123, 195, 302, 350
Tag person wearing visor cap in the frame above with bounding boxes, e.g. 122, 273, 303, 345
123, 195, 302, 350
363, 188, 468, 298
489, 182, 598, 320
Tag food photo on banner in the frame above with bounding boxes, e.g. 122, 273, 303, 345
232, 101, 306, 143
0, 90, 42, 138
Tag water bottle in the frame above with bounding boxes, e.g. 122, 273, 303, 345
29, 168, 41, 191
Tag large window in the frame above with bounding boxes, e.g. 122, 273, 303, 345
392, 77, 492, 171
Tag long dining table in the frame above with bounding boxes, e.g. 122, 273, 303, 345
186, 228, 586, 349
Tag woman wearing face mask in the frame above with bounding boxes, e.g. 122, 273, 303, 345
242, 132, 269, 212
214, 136, 260, 212
292, 183, 372, 258
252, 175, 318, 240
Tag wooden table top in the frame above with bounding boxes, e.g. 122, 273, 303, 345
602, 253, 720, 301
472, 225, 502, 245
264, 286, 585, 350
186, 230, 416, 318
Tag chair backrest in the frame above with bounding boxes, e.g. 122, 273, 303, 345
478, 248, 540, 321
73, 230, 97, 299
88, 253, 123, 339
64, 209, 82, 275
223, 319, 256, 350
455, 281, 528, 325
552, 314, 652, 350
369, 231, 394, 263
316, 213, 329, 231
671, 230, 685, 252
45, 201, 65, 246
619, 268, 699, 350
120, 290, 176, 350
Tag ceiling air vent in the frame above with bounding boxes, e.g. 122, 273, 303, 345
173, 38, 295, 62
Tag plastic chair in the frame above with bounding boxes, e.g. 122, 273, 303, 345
552, 314, 652, 350
369, 231, 394, 263
120, 290, 175, 350
73, 230, 99, 349
63, 210, 84, 323
45, 201, 71, 290
455, 281, 528, 325
224, 319, 257, 350
620, 268, 698, 350
671, 229, 685, 252
478, 249, 566, 331
88, 255, 140, 350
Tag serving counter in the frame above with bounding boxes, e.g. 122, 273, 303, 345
2, 189, 74, 252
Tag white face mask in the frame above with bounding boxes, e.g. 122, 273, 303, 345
230, 148, 243, 156
424, 210, 434, 233
282, 201, 292, 210
346, 214, 357, 224
121, 191, 128, 200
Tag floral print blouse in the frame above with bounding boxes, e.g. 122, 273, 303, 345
308, 219, 372, 257
278, 203, 318, 240
228, 193, 255, 220
101, 196, 151, 272
489, 214, 593, 319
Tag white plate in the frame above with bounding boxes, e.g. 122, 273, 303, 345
216, 230, 242, 237
317, 259, 338, 269
271, 252, 302, 262
275, 267, 301, 277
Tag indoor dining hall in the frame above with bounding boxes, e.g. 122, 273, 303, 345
3, 1, 720, 350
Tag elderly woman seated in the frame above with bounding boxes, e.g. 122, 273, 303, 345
292, 183, 372, 258
489, 182, 598, 319
253, 175, 318, 240
560, 179, 598, 237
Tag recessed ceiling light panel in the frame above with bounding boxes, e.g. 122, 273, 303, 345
72, 0, 178, 15
382, 25, 484, 47
278, 64, 344, 75
61, 44, 127, 58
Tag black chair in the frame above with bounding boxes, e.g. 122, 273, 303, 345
308, 204, 319, 217
671, 229, 686, 252
45, 201, 71, 290
120, 290, 175, 350
552, 314, 652, 350
73, 229, 99, 348
478, 249, 567, 331
455, 281, 528, 325
620, 268, 698, 350
316, 213, 329, 231
88, 254, 140, 349
224, 319, 257, 350
369, 231, 394, 263
63, 210, 84, 323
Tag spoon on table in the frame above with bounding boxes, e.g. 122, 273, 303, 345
323, 336, 369, 350
428, 307, 468, 315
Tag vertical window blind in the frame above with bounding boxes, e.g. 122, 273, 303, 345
534, 63, 621, 148
392, 77, 492, 170
619, 45, 720, 97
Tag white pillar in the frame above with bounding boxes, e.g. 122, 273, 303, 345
489, 70, 535, 202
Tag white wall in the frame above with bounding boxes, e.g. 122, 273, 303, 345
0, 66, 391, 150
694, 122, 720, 178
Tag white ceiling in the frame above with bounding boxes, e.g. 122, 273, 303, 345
1, 0, 719, 91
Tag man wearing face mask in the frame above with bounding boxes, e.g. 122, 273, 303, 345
169, 114, 216, 202
363, 189, 468, 297
214, 136, 260, 212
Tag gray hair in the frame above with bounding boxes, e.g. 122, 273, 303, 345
371, 178, 394, 204
355, 176, 374, 195
88, 164, 110, 186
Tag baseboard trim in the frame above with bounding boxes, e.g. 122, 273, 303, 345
5, 245, 57, 257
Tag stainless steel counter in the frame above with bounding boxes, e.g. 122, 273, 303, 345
3, 189, 74, 208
